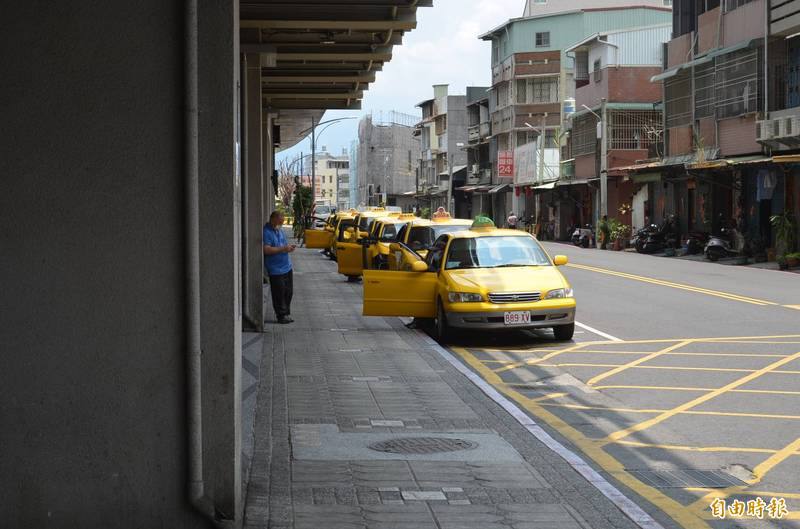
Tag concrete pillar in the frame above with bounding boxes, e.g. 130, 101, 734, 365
242, 54, 265, 332
198, 0, 242, 522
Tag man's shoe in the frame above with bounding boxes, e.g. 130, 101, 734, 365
283, 316, 294, 323
277, 317, 292, 324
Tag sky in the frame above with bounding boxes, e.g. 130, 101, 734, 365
276, 0, 525, 166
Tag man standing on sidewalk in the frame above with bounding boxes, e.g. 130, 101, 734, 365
263, 211, 295, 324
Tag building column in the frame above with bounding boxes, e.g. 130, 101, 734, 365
242, 53, 264, 332
198, 0, 242, 522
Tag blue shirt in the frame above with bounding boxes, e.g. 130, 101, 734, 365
263, 224, 292, 276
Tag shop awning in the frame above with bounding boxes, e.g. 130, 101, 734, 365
488, 183, 511, 194
455, 185, 478, 192
630, 172, 662, 183
773, 154, 800, 163
557, 177, 598, 186
686, 155, 771, 170
650, 67, 680, 82
533, 181, 557, 190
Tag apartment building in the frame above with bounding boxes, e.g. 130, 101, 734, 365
414, 84, 468, 214
479, 3, 672, 233
564, 24, 670, 231
357, 112, 420, 210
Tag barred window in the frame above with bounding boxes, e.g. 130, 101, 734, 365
571, 114, 598, 157
664, 70, 692, 127
715, 48, 759, 119
608, 110, 663, 150
536, 32, 550, 48
694, 61, 715, 118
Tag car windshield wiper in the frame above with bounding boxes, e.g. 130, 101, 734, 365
490, 263, 538, 268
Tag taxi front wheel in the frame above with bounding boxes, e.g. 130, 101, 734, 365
553, 323, 575, 341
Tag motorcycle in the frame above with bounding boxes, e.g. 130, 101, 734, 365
633, 217, 679, 254
705, 227, 744, 261
685, 231, 709, 255
571, 224, 594, 248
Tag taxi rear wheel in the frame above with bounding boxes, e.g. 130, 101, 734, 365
435, 299, 452, 342
553, 323, 575, 341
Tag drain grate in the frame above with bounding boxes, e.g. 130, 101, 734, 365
626, 469, 746, 489
369, 437, 478, 454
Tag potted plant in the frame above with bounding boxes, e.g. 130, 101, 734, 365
778, 255, 789, 271
771, 211, 796, 265
787, 252, 800, 268
610, 221, 631, 251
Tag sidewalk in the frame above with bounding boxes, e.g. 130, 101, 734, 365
242, 243, 654, 529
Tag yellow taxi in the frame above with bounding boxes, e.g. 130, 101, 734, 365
362, 217, 576, 341
387, 210, 473, 268
336, 213, 417, 279
305, 210, 356, 256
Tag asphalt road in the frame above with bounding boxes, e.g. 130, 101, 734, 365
442, 242, 800, 529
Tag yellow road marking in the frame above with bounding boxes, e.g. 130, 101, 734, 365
605, 350, 800, 444
595, 385, 800, 397
493, 343, 588, 373
613, 440, 800, 455
449, 345, 712, 529
785, 305, 800, 310
576, 349, 792, 358
686, 488, 800, 500
689, 437, 800, 512
567, 263, 779, 306
587, 340, 691, 386
749, 437, 800, 484
540, 402, 800, 421
528, 362, 800, 375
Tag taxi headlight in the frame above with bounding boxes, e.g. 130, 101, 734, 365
448, 292, 483, 303
545, 288, 574, 299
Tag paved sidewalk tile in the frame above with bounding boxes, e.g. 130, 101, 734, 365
243, 244, 649, 529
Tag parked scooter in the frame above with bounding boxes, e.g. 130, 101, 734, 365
704, 227, 744, 261
571, 224, 594, 248
633, 216, 679, 254
685, 231, 709, 255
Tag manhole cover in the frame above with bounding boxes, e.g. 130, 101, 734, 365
369, 437, 478, 454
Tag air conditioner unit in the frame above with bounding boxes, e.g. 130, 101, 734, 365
756, 119, 776, 142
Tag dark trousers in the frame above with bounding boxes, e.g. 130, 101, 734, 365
269, 270, 293, 319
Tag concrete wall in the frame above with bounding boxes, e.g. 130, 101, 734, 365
0, 2, 240, 527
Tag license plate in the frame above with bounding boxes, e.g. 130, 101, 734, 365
504, 311, 531, 325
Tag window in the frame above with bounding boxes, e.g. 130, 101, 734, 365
593, 59, 602, 82
664, 70, 692, 127
662, 0, 672, 5
535, 32, 550, 48
533, 0, 547, 3
515, 77, 559, 104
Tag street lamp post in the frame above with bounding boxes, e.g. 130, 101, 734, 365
299, 116, 357, 203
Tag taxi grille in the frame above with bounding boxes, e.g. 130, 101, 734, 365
488, 292, 541, 304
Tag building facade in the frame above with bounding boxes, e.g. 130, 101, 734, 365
460, 86, 494, 219
414, 85, 469, 214
357, 112, 420, 210
478, 4, 672, 234
610, 0, 800, 254
564, 24, 670, 232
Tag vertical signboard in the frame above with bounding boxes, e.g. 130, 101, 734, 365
498, 150, 514, 178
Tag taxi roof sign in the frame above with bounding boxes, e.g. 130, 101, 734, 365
431, 207, 451, 221
471, 216, 496, 230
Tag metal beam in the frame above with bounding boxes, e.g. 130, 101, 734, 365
240, 16, 416, 31
276, 50, 391, 61
266, 100, 363, 110
263, 91, 363, 100
262, 73, 376, 83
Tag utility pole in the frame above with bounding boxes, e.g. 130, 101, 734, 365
310, 116, 316, 203
600, 97, 608, 217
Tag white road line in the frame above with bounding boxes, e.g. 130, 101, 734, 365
575, 321, 623, 342
415, 329, 665, 529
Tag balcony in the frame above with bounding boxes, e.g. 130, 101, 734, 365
757, 112, 800, 147
468, 121, 491, 143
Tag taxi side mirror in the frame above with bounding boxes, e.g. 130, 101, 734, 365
553, 255, 568, 266
411, 260, 428, 273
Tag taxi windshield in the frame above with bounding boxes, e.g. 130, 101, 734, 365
444, 236, 551, 270
359, 216, 377, 231
380, 224, 399, 241
407, 225, 469, 251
